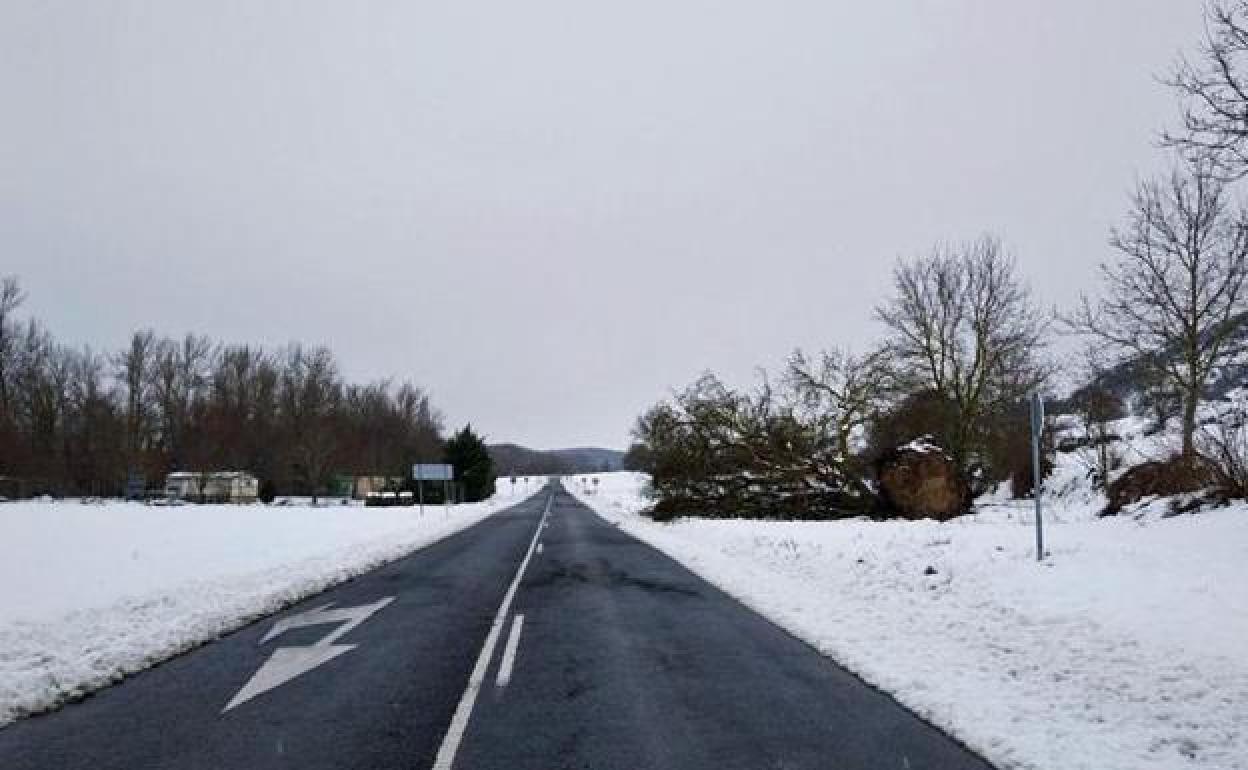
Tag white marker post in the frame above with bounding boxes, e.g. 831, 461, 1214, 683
1030, 391, 1045, 562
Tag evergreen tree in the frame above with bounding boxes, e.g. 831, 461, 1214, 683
444, 424, 496, 502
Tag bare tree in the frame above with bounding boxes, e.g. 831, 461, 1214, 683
785, 347, 890, 491
1198, 395, 1248, 495
1069, 348, 1126, 490
65, 346, 123, 494
0, 276, 27, 470
13, 320, 57, 480
875, 235, 1049, 471
1071, 161, 1248, 456
206, 344, 280, 477
150, 334, 214, 474
279, 345, 342, 502
1164, 1, 1248, 178
0, 279, 450, 499
115, 330, 156, 475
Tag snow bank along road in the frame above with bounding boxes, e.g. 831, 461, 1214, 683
564, 473, 1248, 770
0, 483, 993, 770
0, 495, 511, 726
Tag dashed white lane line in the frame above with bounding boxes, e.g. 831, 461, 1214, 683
495, 614, 525, 689
537, 543, 544, 555
431, 494, 551, 770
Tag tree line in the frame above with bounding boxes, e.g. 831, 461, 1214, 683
627, 1, 1248, 519
0, 276, 454, 499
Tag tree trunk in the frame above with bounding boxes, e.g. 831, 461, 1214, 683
1181, 390, 1199, 457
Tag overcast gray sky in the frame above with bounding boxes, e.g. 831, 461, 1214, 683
1, 1, 1203, 449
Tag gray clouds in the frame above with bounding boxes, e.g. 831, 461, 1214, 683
0, 1, 1201, 447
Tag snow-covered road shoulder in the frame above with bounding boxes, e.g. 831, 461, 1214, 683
0, 490, 528, 727
568, 473, 1248, 770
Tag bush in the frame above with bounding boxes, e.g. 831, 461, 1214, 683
632, 374, 874, 520
981, 399, 1054, 499
868, 391, 1058, 500
864, 390, 958, 468
1198, 401, 1248, 499
1104, 454, 1226, 515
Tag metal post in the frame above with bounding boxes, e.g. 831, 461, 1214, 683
1030, 391, 1045, 561
417, 465, 424, 515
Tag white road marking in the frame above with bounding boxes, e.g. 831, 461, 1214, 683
432, 494, 552, 770
224, 597, 394, 712
495, 614, 525, 688
536, 543, 544, 555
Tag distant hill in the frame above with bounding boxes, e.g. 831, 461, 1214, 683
489, 444, 625, 475
547, 447, 626, 472
1067, 312, 1248, 412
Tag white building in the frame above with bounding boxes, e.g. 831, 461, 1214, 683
165, 471, 259, 503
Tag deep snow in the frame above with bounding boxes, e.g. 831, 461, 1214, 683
567, 472, 1248, 770
0, 479, 544, 727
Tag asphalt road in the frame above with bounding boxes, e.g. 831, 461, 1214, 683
0, 482, 994, 770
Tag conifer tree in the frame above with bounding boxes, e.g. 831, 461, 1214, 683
444, 424, 496, 502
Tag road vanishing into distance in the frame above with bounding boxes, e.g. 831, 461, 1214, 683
0, 483, 994, 770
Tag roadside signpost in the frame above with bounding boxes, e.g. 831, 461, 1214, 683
412, 464, 454, 515
1030, 391, 1045, 562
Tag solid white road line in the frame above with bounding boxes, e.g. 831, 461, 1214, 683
431, 494, 552, 770
495, 614, 525, 688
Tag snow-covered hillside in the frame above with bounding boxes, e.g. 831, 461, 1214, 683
567, 472, 1248, 770
0, 481, 539, 727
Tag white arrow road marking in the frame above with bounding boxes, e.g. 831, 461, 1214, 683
223, 596, 395, 712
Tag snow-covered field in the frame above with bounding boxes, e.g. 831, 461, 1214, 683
568, 472, 1248, 770
0, 480, 539, 727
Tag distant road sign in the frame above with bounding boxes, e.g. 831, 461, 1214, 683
412, 464, 454, 481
